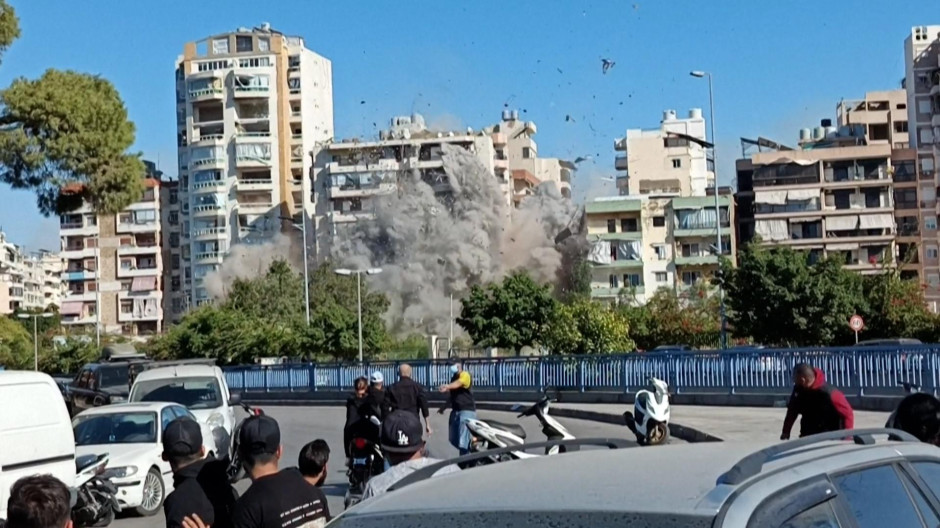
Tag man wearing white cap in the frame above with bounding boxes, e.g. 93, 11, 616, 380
362, 371, 387, 422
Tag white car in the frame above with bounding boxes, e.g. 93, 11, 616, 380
128, 365, 240, 457
72, 402, 218, 516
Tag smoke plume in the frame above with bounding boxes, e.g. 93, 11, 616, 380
204, 232, 294, 299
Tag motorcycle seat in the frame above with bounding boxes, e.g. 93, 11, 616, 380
485, 420, 527, 439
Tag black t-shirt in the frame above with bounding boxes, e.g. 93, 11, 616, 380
450, 371, 475, 412
231, 469, 330, 528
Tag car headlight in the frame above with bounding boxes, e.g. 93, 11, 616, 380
110, 395, 126, 403
207, 412, 225, 430
102, 466, 138, 479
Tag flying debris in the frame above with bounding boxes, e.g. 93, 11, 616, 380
556, 67, 564, 74
601, 58, 615, 74
565, 115, 575, 123
574, 155, 593, 164
360, 100, 366, 104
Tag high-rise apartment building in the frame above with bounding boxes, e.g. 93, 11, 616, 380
58, 178, 165, 336
490, 110, 572, 203
175, 24, 333, 305
0, 232, 63, 315
613, 109, 713, 197
905, 26, 940, 309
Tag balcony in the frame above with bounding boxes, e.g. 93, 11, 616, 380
614, 137, 627, 152
235, 154, 272, 168
117, 244, 160, 257
116, 265, 159, 279
190, 156, 226, 169
236, 178, 275, 190
118, 300, 162, 322
673, 223, 732, 238
191, 134, 226, 147
60, 222, 99, 236
233, 85, 270, 98
61, 246, 97, 260
615, 155, 628, 171
236, 201, 275, 212
193, 227, 228, 240
329, 210, 374, 224
62, 270, 97, 281
329, 181, 394, 199
590, 259, 643, 270
191, 179, 228, 193
494, 158, 509, 171
674, 255, 719, 266
590, 286, 644, 298
188, 86, 224, 102
595, 231, 642, 241
116, 221, 159, 234
192, 204, 225, 217
194, 251, 223, 263
236, 130, 271, 140
63, 290, 96, 303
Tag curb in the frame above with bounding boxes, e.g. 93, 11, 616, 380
240, 397, 723, 444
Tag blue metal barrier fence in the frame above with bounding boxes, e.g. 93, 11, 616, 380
221, 345, 940, 397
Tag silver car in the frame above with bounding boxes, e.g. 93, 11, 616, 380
329, 429, 940, 527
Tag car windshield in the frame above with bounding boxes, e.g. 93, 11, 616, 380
131, 376, 222, 409
328, 512, 712, 528
73, 412, 157, 445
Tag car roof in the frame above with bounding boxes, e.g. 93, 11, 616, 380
133, 364, 220, 382
346, 436, 940, 520
74, 402, 175, 416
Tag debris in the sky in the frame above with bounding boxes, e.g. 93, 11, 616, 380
556, 67, 563, 74
360, 100, 366, 104
633, 3, 639, 9
565, 115, 575, 123
619, 101, 624, 105
574, 156, 593, 164
588, 123, 597, 133
601, 58, 615, 74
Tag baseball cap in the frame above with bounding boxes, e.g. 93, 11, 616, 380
370, 371, 384, 384
238, 414, 280, 456
380, 410, 424, 454
163, 418, 203, 457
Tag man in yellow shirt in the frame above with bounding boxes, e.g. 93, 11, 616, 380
438, 362, 477, 456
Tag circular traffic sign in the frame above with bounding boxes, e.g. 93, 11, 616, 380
849, 314, 864, 332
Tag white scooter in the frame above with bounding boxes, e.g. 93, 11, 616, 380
72, 453, 120, 528
623, 377, 671, 446
467, 396, 574, 463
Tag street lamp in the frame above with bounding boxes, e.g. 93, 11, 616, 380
690, 70, 727, 349
279, 214, 311, 326
18, 312, 55, 371
334, 268, 383, 363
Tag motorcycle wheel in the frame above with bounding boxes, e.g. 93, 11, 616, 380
90, 507, 114, 527
647, 422, 669, 446
135, 468, 165, 516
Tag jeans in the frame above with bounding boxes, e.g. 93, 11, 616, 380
449, 410, 477, 455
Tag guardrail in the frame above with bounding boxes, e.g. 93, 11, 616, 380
222, 345, 940, 397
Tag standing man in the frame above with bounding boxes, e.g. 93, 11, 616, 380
438, 361, 477, 456
229, 415, 330, 528
162, 418, 237, 528
297, 439, 330, 488
780, 363, 855, 440
361, 411, 460, 499
386, 364, 432, 435
6, 475, 72, 528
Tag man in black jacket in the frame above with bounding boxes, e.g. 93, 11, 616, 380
386, 364, 432, 435
162, 418, 237, 528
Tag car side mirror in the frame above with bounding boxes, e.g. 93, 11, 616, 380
228, 393, 242, 406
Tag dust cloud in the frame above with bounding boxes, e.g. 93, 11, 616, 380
203, 233, 295, 299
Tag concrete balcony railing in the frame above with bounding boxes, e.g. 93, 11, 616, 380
61, 247, 97, 260
188, 87, 224, 102
190, 157, 226, 169
233, 85, 270, 98
614, 137, 628, 151
116, 221, 159, 234
191, 180, 228, 193
116, 266, 160, 279
615, 155, 628, 171
62, 270, 97, 281
192, 204, 225, 217
194, 251, 224, 263
235, 155, 272, 168
117, 244, 160, 256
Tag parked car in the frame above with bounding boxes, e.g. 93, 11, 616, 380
646, 345, 692, 354
0, 371, 76, 519
128, 365, 240, 457
333, 429, 940, 527
72, 402, 217, 516
65, 359, 150, 416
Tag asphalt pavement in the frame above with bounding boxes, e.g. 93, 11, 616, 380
111, 405, 639, 528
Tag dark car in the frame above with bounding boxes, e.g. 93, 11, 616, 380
646, 345, 692, 354
66, 360, 150, 416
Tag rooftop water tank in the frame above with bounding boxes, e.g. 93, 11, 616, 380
813, 127, 826, 140
821, 118, 833, 127
799, 128, 812, 142
501, 109, 512, 121
838, 125, 851, 137
689, 108, 703, 119
824, 126, 838, 138
663, 110, 677, 121
511, 110, 519, 120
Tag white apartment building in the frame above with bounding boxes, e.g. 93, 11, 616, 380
0, 232, 63, 315
58, 179, 165, 336
312, 114, 499, 257
614, 109, 713, 197
175, 24, 333, 305
905, 26, 940, 307
488, 110, 572, 203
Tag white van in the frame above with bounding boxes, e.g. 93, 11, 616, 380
0, 371, 76, 518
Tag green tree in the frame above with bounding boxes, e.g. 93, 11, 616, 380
860, 271, 940, 341
458, 271, 559, 352
39, 337, 98, 375
306, 264, 389, 360
0, 3, 144, 215
543, 298, 634, 355
720, 243, 863, 346
10, 307, 60, 336
620, 284, 720, 350
0, 315, 31, 369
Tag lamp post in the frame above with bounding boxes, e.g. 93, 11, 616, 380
280, 215, 310, 326
334, 268, 383, 363
690, 70, 727, 349
17, 312, 55, 371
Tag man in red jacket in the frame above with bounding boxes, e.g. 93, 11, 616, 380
780, 363, 855, 440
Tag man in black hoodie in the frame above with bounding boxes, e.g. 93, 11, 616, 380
162, 418, 238, 528
386, 364, 432, 435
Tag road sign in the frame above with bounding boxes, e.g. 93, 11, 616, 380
849, 315, 864, 332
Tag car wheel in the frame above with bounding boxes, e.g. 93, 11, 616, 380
135, 468, 165, 516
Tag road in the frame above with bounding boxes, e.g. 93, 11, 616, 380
113, 405, 639, 528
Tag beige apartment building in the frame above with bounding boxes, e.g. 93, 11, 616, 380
490, 110, 572, 202
58, 179, 165, 336
584, 194, 734, 303
905, 25, 940, 309
614, 109, 713, 197
176, 24, 333, 305
0, 231, 63, 315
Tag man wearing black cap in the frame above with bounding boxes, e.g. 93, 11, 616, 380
163, 418, 237, 528
230, 415, 330, 528
361, 410, 460, 500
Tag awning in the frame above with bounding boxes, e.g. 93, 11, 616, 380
790, 216, 822, 223
786, 189, 820, 201
131, 276, 157, 292
755, 190, 787, 205
858, 213, 895, 230
827, 215, 859, 231
60, 302, 83, 315
755, 219, 789, 241
755, 157, 817, 166
827, 242, 861, 251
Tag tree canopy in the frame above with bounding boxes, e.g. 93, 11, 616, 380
458, 271, 559, 351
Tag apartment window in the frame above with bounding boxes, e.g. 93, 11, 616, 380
652, 216, 666, 227
608, 275, 619, 288
671, 158, 682, 169
664, 137, 689, 148
172, 298, 184, 313
257, 38, 270, 52
894, 121, 909, 133
135, 210, 157, 223
172, 255, 180, 270
171, 277, 181, 292
169, 211, 179, 225
928, 247, 939, 260
522, 147, 532, 159
119, 213, 133, 224
235, 35, 253, 53
211, 38, 229, 55
918, 99, 932, 116
170, 233, 180, 248
927, 216, 938, 231
920, 127, 935, 145
620, 218, 638, 232
681, 271, 702, 286
655, 272, 668, 283
653, 244, 667, 260
120, 259, 135, 270
169, 190, 179, 205
623, 274, 642, 287
120, 300, 133, 315
142, 188, 156, 201
606, 219, 616, 233
681, 243, 700, 257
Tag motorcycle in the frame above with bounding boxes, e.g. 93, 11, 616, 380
467, 396, 574, 463
227, 402, 265, 483
623, 377, 671, 446
72, 453, 120, 528
344, 416, 384, 509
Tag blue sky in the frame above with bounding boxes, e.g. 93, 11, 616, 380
0, 0, 933, 251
